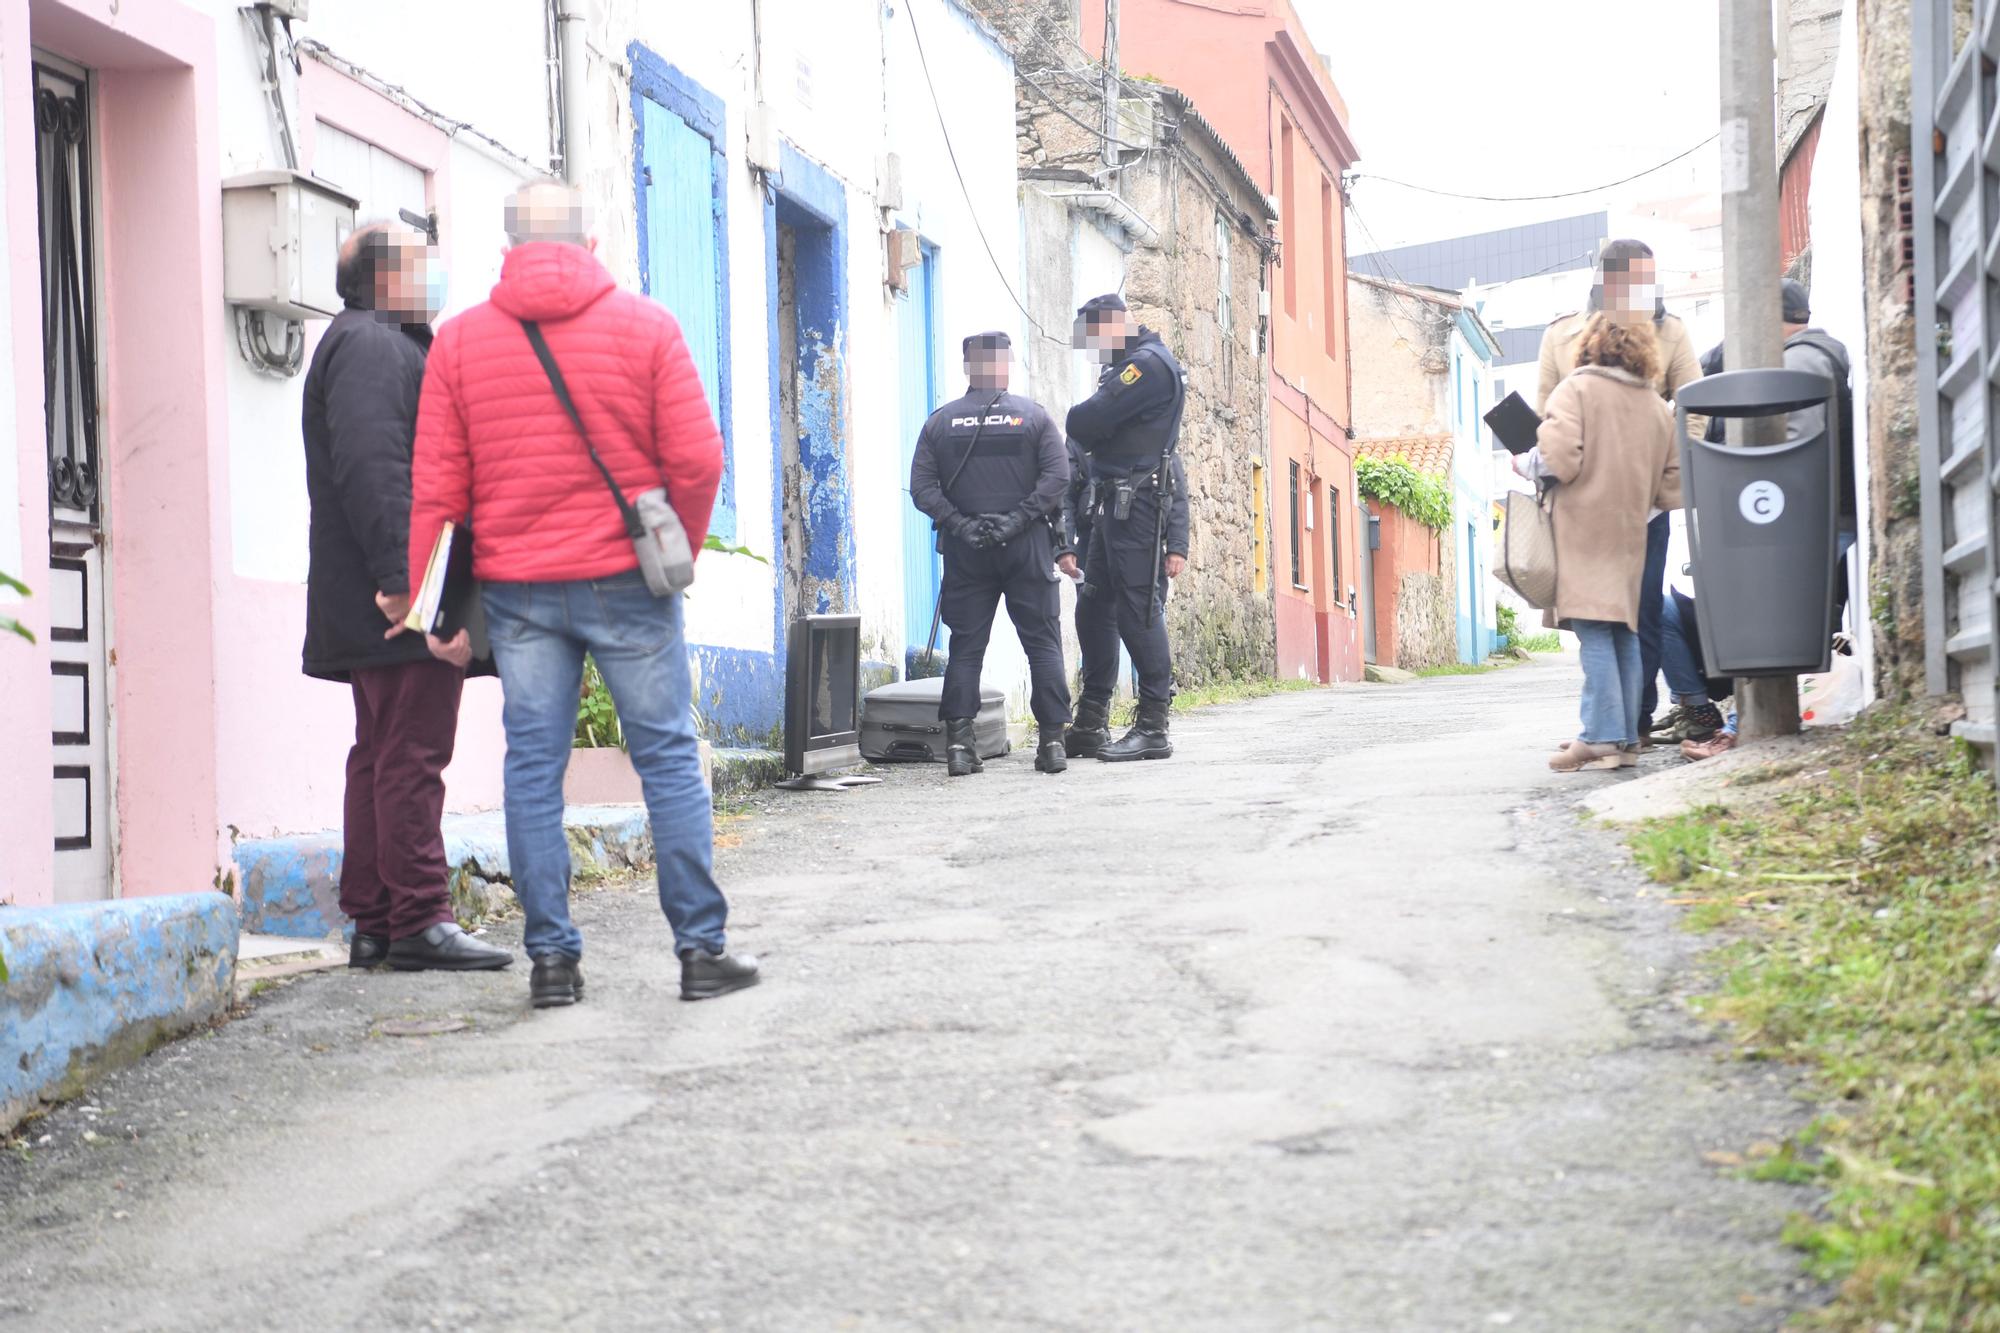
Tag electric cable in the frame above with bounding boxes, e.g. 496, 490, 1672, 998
1349, 132, 1719, 203
904, 0, 1072, 349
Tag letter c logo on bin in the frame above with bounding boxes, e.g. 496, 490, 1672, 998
1739, 480, 1785, 525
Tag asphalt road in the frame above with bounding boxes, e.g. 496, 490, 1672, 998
0, 656, 1819, 1331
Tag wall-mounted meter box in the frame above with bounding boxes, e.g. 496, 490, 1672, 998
221, 170, 358, 321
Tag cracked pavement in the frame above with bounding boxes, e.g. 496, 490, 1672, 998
0, 656, 1821, 1331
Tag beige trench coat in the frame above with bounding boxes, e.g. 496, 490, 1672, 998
1536, 365, 1683, 630
1535, 310, 1703, 413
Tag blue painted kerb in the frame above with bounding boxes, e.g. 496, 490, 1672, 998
1, 893, 239, 1131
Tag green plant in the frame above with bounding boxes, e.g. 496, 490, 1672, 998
574, 657, 624, 749
1354, 455, 1452, 531
1495, 603, 1522, 641
1514, 629, 1562, 653
702, 534, 767, 563
2, 570, 32, 644
1627, 708, 2000, 1327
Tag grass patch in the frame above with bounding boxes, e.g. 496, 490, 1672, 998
1413, 662, 1499, 678
1625, 707, 2000, 1329
1514, 630, 1563, 653
1108, 676, 1318, 726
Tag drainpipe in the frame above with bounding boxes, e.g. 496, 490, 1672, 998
556, 0, 594, 184
1047, 190, 1159, 248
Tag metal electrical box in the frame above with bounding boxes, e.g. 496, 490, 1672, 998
221, 170, 358, 321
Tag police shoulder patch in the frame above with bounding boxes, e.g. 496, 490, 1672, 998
1119, 363, 1143, 386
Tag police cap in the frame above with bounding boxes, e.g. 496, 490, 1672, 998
1076, 293, 1128, 320
961, 330, 1011, 356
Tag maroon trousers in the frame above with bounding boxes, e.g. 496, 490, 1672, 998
340, 658, 464, 940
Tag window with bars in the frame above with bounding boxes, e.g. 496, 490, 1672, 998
1329, 484, 1343, 603
35, 62, 100, 527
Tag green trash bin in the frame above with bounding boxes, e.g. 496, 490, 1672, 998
1675, 367, 1839, 677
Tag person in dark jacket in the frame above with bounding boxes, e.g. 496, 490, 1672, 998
1063, 293, 1189, 762
1055, 434, 1187, 758
302, 223, 510, 974
909, 331, 1072, 775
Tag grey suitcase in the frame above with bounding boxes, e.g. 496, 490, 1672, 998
860, 678, 1011, 763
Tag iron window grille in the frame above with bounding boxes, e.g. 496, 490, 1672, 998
34, 63, 101, 527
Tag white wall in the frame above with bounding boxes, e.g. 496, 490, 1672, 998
0, 82, 19, 588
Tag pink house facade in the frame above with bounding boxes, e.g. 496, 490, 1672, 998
0, 0, 547, 907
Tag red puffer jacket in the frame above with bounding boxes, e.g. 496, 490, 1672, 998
408, 242, 724, 588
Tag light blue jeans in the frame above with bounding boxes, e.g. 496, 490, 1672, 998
483, 573, 728, 962
1572, 619, 1644, 746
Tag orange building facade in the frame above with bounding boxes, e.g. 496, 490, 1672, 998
1080, 0, 1362, 681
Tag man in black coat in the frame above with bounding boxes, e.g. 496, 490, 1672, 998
302, 223, 509, 973
1063, 293, 1188, 762
909, 331, 1072, 775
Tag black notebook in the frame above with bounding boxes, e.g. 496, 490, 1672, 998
1484, 391, 1543, 456
406, 522, 491, 663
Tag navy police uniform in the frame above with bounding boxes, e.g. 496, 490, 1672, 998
1063, 323, 1187, 713
1059, 436, 1187, 713
909, 381, 1072, 741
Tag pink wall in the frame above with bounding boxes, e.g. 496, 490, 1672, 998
205, 62, 506, 852
0, 0, 56, 903
2, 2, 505, 905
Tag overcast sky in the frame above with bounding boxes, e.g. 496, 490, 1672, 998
1300, 0, 1724, 253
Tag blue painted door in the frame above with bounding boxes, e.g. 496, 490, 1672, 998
641, 96, 729, 531
898, 243, 942, 663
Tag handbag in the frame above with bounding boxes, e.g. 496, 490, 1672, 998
1495, 480, 1559, 609
520, 319, 695, 596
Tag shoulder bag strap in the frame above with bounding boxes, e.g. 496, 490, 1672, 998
520, 319, 645, 540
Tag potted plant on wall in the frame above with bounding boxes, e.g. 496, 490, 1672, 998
561, 535, 765, 806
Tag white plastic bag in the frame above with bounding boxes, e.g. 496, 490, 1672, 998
1800, 653, 1865, 727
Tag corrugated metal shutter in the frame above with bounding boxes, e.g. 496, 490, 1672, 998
1913, 0, 2000, 771
640, 99, 723, 429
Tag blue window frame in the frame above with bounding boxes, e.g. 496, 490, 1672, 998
630, 44, 735, 538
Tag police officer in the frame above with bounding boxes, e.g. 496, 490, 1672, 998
1062, 293, 1188, 762
909, 331, 1073, 777
1057, 433, 1187, 758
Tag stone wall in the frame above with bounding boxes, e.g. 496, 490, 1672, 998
1348, 277, 1452, 438
1012, 75, 1278, 685
1857, 0, 1925, 695
1370, 503, 1456, 671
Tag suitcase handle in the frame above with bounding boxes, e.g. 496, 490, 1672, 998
877, 722, 942, 734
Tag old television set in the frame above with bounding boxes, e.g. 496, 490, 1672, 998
783, 613, 862, 779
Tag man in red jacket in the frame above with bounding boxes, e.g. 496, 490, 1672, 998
408, 181, 758, 1008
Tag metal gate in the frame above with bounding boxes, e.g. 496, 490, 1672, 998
34, 55, 113, 899
1914, 0, 2000, 775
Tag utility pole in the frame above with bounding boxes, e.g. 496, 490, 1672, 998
1102, 0, 1121, 170
1718, 0, 1800, 738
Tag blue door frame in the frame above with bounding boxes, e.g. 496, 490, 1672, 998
898, 238, 942, 673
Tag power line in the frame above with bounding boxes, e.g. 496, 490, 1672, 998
1351, 132, 1719, 204
904, 0, 1071, 350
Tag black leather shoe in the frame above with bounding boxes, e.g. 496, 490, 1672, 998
1063, 698, 1112, 759
944, 718, 983, 777
386, 922, 514, 972
348, 932, 391, 969
680, 948, 760, 1001
530, 957, 584, 1008
1099, 700, 1173, 762
1035, 739, 1068, 773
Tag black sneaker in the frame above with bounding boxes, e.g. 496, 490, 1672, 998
530, 957, 584, 1008
680, 948, 760, 1001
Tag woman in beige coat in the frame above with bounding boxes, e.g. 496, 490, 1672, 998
1533, 314, 1683, 771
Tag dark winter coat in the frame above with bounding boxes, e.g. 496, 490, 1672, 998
301, 309, 437, 682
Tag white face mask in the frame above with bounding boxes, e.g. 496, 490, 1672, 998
1089, 346, 1115, 365
1624, 283, 1658, 309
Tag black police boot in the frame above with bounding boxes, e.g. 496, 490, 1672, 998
1063, 697, 1112, 759
945, 718, 984, 777
1099, 700, 1173, 762
1035, 731, 1068, 774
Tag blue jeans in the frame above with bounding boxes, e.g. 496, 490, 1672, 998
1638, 512, 1670, 721
1573, 619, 1644, 746
482, 573, 728, 962
1658, 593, 1711, 706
